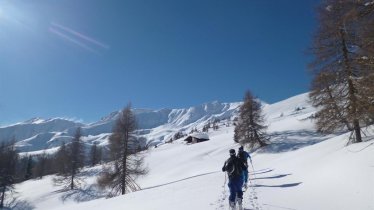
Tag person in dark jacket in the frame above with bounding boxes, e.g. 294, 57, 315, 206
237, 146, 252, 189
222, 149, 246, 210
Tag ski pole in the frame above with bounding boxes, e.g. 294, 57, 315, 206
250, 161, 257, 184
250, 161, 259, 200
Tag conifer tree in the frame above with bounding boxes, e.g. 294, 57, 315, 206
356, 1, 374, 124
24, 156, 33, 180
90, 142, 102, 166
54, 127, 85, 190
68, 127, 85, 190
33, 151, 48, 179
0, 140, 18, 209
98, 103, 147, 196
234, 90, 268, 149
54, 142, 69, 176
309, 0, 374, 143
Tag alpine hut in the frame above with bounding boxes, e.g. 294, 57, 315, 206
184, 132, 209, 144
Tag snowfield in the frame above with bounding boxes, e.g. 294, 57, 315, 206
14, 93, 374, 210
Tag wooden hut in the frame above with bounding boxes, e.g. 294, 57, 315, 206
184, 132, 209, 144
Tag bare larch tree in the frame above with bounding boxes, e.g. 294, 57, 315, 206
309, 0, 374, 143
234, 90, 268, 149
98, 103, 147, 196
53, 127, 85, 190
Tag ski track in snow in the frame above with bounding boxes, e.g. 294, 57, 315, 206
246, 169, 262, 210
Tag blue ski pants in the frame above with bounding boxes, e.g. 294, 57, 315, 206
228, 176, 243, 202
242, 168, 249, 184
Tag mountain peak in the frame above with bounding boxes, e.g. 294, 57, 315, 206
23, 117, 45, 124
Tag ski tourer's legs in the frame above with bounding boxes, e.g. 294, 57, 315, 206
228, 179, 237, 204
236, 198, 243, 210
244, 168, 249, 184
229, 201, 236, 210
236, 177, 243, 209
228, 176, 244, 209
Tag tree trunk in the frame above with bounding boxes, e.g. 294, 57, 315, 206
254, 131, 267, 147
326, 86, 352, 131
71, 172, 74, 190
121, 132, 128, 195
71, 161, 75, 190
353, 120, 362, 143
340, 28, 362, 143
0, 185, 6, 208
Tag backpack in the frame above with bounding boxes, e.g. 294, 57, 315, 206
237, 150, 248, 168
225, 157, 243, 178
233, 157, 244, 177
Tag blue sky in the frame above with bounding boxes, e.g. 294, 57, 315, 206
0, 0, 319, 125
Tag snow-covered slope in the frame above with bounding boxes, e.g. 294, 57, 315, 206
13, 92, 374, 210
0, 101, 241, 153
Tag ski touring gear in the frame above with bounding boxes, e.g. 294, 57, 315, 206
238, 147, 252, 189
250, 161, 256, 182
242, 168, 249, 185
242, 182, 248, 192
229, 201, 236, 210
222, 156, 246, 179
237, 148, 251, 168
249, 161, 259, 200
228, 176, 243, 203
237, 198, 243, 210
223, 149, 246, 209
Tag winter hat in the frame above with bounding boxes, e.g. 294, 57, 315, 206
229, 149, 236, 156
239, 146, 243, 151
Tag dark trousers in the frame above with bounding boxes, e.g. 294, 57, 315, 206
228, 176, 243, 202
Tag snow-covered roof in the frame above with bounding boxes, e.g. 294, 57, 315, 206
190, 132, 209, 140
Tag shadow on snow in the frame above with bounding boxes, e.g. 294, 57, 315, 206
258, 130, 332, 154
253, 182, 302, 188
249, 168, 274, 175
60, 185, 107, 203
252, 174, 292, 180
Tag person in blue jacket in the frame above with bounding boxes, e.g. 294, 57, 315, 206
237, 146, 252, 189
222, 149, 246, 210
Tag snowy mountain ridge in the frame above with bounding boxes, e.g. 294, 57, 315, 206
0, 100, 244, 153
